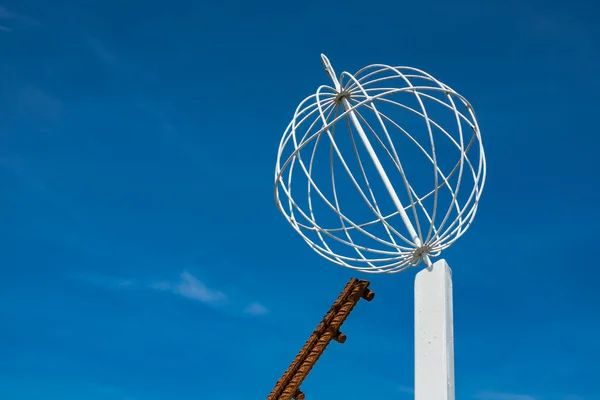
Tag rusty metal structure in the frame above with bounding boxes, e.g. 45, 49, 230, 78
267, 278, 374, 400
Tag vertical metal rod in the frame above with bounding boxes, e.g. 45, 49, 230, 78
321, 54, 428, 263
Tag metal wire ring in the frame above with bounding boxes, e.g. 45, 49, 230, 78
275, 55, 486, 273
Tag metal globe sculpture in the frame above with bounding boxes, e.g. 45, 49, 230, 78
274, 55, 486, 273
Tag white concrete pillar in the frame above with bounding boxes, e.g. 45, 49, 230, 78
414, 259, 455, 400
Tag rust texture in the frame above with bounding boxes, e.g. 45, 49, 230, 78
267, 278, 374, 400
266, 278, 357, 400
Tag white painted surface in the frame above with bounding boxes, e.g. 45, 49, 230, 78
414, 259, 455, 400
274, 54, 487, 274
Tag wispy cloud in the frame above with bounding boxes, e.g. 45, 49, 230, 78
243, 302, 269, 316
474, 391, 538, 400
76, 269, 268, 317
151, 271, 227, 306
151, 272, 270, 317
150, 271, 269, 317
0, 6, 39, 31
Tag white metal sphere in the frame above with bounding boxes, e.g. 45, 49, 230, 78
274, 55, 486, 273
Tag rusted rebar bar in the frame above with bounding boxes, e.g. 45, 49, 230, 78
267, 278, 357, 400
267, 278, 374, 400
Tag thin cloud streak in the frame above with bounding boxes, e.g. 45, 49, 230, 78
0, 6, 39, 31
151, 271, 227, 305
0, 6, 17, 19
150, 271, 270, 318
151, 272, 270, 317
243, 302, 269, 316
76, 270, 268, 317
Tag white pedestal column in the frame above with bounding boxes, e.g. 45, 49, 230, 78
414, 259, 455, 400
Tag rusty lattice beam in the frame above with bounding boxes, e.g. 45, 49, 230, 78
267, 278, 374, 400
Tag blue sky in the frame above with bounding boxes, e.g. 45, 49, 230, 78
0, 0, 599, 399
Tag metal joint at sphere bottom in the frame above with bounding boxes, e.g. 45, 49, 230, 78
274, 54, 486, 273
